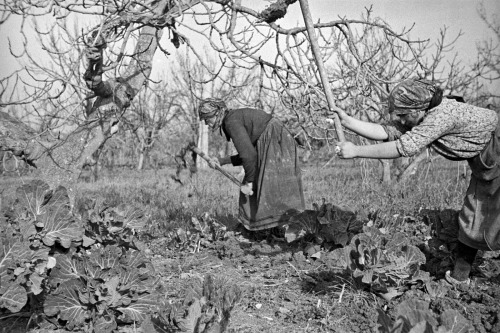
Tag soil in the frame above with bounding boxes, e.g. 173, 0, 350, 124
2, 208, 499, 333
146, 214, 500, 333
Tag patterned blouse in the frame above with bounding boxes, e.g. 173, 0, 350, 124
382, 98, 498, 160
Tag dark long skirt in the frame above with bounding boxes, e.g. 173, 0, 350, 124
238, 118, 305, 231
459, 118, 500, 251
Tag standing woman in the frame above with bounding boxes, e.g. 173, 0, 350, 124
335, 79, 499, 285
198, 99, 306, 231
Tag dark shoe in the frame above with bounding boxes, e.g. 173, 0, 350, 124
445, 270, 470, 287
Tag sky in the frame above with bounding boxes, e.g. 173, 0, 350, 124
1, 0, 499, 88
283, 0, 498, 64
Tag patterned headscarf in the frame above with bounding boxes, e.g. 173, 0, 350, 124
388, 79, 444, 115
198, 98, 228, 131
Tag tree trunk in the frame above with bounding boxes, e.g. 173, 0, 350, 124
393, 156, 411, 179
137, 141, 145, 170
397, 150, 428, 182
137, 151, 145, 170
90, 150, 100, 182
78, 149, 101, 182
380, 159, 391, 184
92, 159, 99, 181
197, 122, 209, 169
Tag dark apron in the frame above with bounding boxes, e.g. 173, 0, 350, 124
459, 117, 500, 250
238, 118, 305, 230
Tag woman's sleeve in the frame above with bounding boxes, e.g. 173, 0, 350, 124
224, 119, 258, 183
381, 121, 407, 141
397, 112, 455, 157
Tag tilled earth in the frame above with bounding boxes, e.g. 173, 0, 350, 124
3, 208, 499, 333
148, 218, 500, 333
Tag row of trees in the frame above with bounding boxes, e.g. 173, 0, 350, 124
0, 0, 499, 186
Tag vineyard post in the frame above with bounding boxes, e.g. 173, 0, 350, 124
298, 0, 345, 142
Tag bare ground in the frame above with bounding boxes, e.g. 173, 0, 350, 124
147, 214, 500, 333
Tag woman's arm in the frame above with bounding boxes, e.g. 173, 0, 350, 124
334, 110, 389, 141
337, 141, 401, 159
224, 119, 258, 183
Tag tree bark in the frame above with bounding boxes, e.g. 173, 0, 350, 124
397, 150, 428, 182
380, 159, 391, 184
137, 141, 145, 170
197, 122, 209, 169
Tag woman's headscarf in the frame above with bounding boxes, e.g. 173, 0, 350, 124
388, 79, 444, 115
198, 98, 228, 131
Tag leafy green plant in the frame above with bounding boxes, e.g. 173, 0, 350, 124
1, 180, 83, 313
158, 214, 228, 253
377, 299, 472, 333
284, 200, 367, 245
41, 245, 159, 332
323, 227, 429, 299
146, 274, 242, 333
75, 197, 148, 248
1, 179, 160, 332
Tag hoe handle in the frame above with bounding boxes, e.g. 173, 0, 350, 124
189, 145, 242, 187
298, 0, 345, 142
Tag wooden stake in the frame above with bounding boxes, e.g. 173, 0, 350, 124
298, 0, 345, 142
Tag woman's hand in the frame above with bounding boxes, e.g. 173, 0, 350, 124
327, 109, 348, 123
207, 157, 220, 169
240, 182, 254, 196
335, 141, 358, 159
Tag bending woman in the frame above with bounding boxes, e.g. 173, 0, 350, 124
198, 99, 306, 231
335, 79, 499, 284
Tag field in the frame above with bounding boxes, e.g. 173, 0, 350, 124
1, 156, 499, 333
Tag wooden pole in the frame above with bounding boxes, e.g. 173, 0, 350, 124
298, 0, 345, 142
189, 145, 242, 187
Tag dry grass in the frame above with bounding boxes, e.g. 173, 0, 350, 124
1, 155, 467, 234
68, 156, 469, 233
